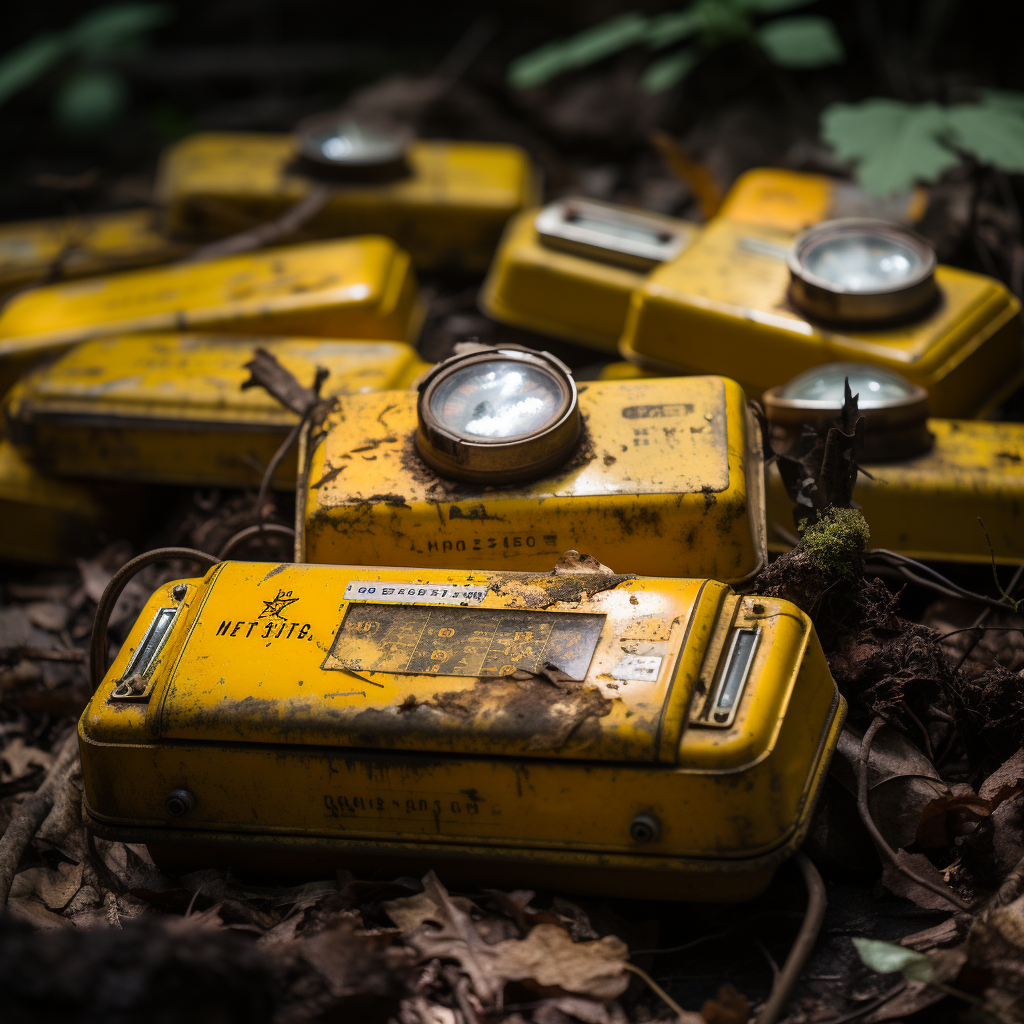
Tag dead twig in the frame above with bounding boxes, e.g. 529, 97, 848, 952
182, 182, 334, 263
241, 348, 331, 531
11, 646, 86, 662
0, 729, 80, 907
754, 853, 827, 1024
993, 851, 1024, 907
856, 717, 973, 912
623, 962, 694, 1021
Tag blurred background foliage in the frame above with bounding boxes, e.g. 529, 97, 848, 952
1, 0, 1024, 265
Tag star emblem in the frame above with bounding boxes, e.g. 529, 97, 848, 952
259, 589, 300, 620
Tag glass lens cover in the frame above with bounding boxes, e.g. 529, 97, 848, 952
429, 360, 566, 439
304, 121, 403, 165
779, 362, 918, 408
565, 212, 673, 246
800, 232, 924, 292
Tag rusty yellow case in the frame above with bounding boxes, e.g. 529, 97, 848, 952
299, 376, 766, 583
0, 208, 187, 297
0, 438, 140, 565
156, 133, 539, 272
479, 204, 697, 352
619, 168, 1023, 418
768, 418, 1024, 564
0, 236, 422, 397
5, 333, 429, 490
80, 560, 845, 900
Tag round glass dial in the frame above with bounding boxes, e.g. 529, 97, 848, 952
428, 360, 567, 440
800, 233, 925, 293
301, 121, 404, 166
779, 362, 918, 408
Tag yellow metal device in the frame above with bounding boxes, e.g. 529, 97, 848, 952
0, 208, 186, 297
619, 168, 1022, 417
762, 363, 1024, 565
0, 236, 421, 397
299, 369, 766, 583
767, 419, 1024, 564
480, 198, 697, 352
156, 132, 538, 272
0, 439, 139, 565
80, 559, 845, 900
5, 334, 429, 490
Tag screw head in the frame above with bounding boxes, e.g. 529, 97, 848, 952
172, 585, 188, 601
629, 812, 661, 843
165, 789, 196, 816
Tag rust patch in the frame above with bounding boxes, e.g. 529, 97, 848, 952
349, 436, 398, 454
311, 464, 346, 489
423, 674, 615, 751
344, 493, 411, 508
487, 571, 636, 609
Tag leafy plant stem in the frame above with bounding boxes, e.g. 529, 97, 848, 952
856, 717, 974, 912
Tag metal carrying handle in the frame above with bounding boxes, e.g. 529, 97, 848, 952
88, 547, 221, 693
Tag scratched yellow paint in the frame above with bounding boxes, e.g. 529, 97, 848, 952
0, 208, 186, 297
480, 206, 697, 352
768, 418, 1024, 564
620, 169, 1022, 418
0, 235, 422, 396
156, 132, 539, 272
0, 439, 139, 565
79, 560, 844, 900
5, 333, 429, 490
299, 376, 767, 583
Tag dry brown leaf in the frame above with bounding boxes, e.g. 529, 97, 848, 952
9, 861, 84, 910
26, 601, 70, 633
0, 737, 53, 782
915, 781, 1024, 848
833, 725, 949, 849
385, 872, 629, 1004
700, 984, 750, 1024
987, 893, 1024, 950
533, 996, 628, 1024
899, 916, 963, 951
880, 850, 965, 911
6, 892, 73, 930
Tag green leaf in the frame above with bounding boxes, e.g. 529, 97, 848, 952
821, 99, 959, 195
69, 4, 172, 58
757, 15, 844, 68
744, 0, 819, 12
0, 33, 68, 107
947, 104, 1024, 173
978, 87, 1024, 117
641, 47, 699, 93
852, 939, 936, 984
646, 10, 703, 50
53, 68, 128, 133
508, 13, 649, 90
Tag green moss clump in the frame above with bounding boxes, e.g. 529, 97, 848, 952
799, 507, 870, 579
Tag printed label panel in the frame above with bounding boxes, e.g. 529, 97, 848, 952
323, 604, 605, 679
343, 581, 487, 605
610, 654, 664, 681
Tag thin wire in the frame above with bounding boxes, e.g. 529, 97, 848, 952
89, 547, 220, 692
218, 523, 296, 560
